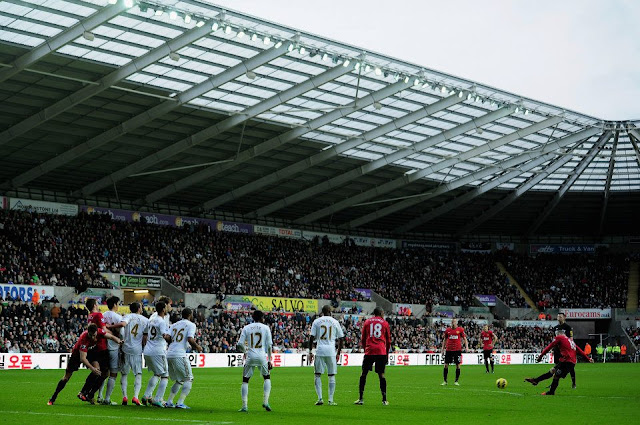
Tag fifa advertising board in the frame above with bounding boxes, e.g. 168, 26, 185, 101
0, 352, 554, 370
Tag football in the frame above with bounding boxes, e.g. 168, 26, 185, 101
496, 378, 508, 389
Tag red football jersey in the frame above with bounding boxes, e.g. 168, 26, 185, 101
73, 329, 107, 353
540, 334, 588, 364
481, 330, 495, 350
361, 316, 391, 355
88, 312, 107, 351
444, 327, 466, 351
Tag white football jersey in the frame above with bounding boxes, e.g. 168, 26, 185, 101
166, 319, 197, 359
238, 322, 272, 360
143, 315, 169, 356
103, 310, 124, 351
149, 311, 171, 326
122, 313, 149, 355
310, 315, 344, 357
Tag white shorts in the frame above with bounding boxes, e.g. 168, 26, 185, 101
108, 349, 120, 371
168, 357, 193, 382
121, 353, 143, 375
144, 354, 168, 377
314, 355, 337, 375
243, 356, 269, 379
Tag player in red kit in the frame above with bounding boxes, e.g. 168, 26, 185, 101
441, 318, 468, 386
78, 298, 110, 402
48, 323, 122, 405
525, 329, 593, 395
354, 307, 391, 406
480, 324, 498, 373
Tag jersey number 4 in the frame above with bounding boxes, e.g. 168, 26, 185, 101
130, 324, 139, 337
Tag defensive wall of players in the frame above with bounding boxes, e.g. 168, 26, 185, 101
0, 351, 555, 371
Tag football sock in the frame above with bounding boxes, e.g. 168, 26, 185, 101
105, 376, 116, 401
263, 379, 271, 404
133, 374, 142, 398
534, 372, 553, 383
168, 382, 182, 404
490, 360, 495, 372
443, 368, 448, 382
81, 373, 94, 395
177, 381, 192, 405
120, 374, 128, 399
570, 369, 576, 385
314, 375, 322, 400
379, 377, 387, 402
328, 376, 336, 402
51, 378, 68, 401
88, 375, 107, 398
155, 377, 169, 402
455, 368, 460, 382
359, 375, 367, 400
99, 379, 106, 399
549, 378, 559, 394
144, 375, 159, 399
485, 360, 489, 372
241, 382, 249, 408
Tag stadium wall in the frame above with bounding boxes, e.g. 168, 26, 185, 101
0, 352, 555, 371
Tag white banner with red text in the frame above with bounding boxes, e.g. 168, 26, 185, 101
0, 352, 554, 371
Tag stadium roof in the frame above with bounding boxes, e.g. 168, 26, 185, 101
1, 0, 639, 237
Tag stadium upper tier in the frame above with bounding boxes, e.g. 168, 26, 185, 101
0, 0, 638, 236
0, 301, 553, 354
0, 210, 632, 308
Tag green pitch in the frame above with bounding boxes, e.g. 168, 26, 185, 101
0, 363, 637, 424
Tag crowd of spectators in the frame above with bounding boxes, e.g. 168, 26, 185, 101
1, 210, 527, 306
627, 327, 640, 348
1, 301, 555, 354
498, 252, 629, 309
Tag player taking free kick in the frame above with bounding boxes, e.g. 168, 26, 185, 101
441, 318, 468, 386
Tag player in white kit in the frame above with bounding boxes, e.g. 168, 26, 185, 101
100, 296, 126, 405
120, 302, 149, 406
165, 308, 202, 409
236, 310, 273, 413
309, 305, 344, 405
142, 301, 171, 407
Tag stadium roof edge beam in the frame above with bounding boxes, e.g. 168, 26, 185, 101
349, 126, 601, 232
71, 44, 288, 199
626, 127, 640, 167
526, 130, 613, 236
0, 3, 126, 85
142, 80, 412, 206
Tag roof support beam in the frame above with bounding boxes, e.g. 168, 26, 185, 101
69, 45, 288, 199
0, 21, 216, 158
199, 88, 458, 211
455, 153, 576, 236
599, 128, 619, 235
137, 64, 353, 205
140, 80, 411, 205
627, 127, 640, 167
347, 126, 601, 229
395, 153, 563, 233
294, 107, 534, 224
253, 105, 517, 217
527, 130, 612, 235
0, 3, 127, 84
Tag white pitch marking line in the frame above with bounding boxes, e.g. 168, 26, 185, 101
0, 411, 232, 424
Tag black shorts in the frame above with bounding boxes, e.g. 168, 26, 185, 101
483, 349, 493, 360
554, 362, 575, 379
444, 351, 462, 365
87, 350, 109, 370
362, 355, 387, 374
66, 352, 82, 372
